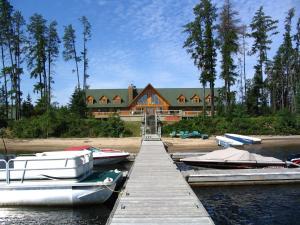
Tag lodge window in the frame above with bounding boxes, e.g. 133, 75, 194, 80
137, 94, 148, 105
191, 95, 200, 103
113, 95, 122, 104
206, 95, 212, 103
99, 96, 108, 104
86, 96, 94, 104
177, 95, 186, 104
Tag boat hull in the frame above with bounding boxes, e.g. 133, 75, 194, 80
93, 155, 129, 166
0, 183, 116, 206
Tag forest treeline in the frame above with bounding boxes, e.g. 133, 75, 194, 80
0, 0, 90, 122
0, 0, 300, 138
183, 0, 300, 116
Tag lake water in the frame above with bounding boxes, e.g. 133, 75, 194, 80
0, 143, 299, 225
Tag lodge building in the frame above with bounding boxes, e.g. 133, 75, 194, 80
86, 84, 217, 122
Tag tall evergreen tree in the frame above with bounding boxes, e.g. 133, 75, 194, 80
202, 0, 217, 116
183, 4, 207, 115
248, 6, 278, 114
184, 0, 217, 117
217, 0, 240, 113
26, 13, 48, 99
0, 0, 13, 119
46, 20, 60, 104
79, 16, 91, 91
11, 10, 25, 120
63, 24, 80, 89
69, 88, 86, 118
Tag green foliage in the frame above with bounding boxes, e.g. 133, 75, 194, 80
21, 94, 34, 118
10, 108, 126, 138
162, 113, 300, 136
69, 88, 86, 118
124, 121, 141, 137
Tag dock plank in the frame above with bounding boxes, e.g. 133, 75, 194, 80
106, 140, 214, 225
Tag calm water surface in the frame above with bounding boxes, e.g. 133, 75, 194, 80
190, 143, 300, 225
1, 143, 300, 225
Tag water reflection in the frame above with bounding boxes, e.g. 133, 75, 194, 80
193, 184, 300, 225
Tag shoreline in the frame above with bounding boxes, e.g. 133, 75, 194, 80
1, 135, 300, 154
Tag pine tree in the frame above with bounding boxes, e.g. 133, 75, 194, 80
183, 4, 207, 115
217, 0, 240, 113
11, 10, 25, 120
183, 0, 217, 117
26, 13, 48, 99
21, 94, 34, 118
0, 0, 13, 119
79, 16, 91, 91
248, 6, 278, 114
46, 20, 60, 105
201, 0, 217, 117
69, 88, 86, 118
63, 24, 81, 89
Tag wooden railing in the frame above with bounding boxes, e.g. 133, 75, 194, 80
92, 110, 213, 118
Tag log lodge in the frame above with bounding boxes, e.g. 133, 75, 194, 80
86, 84, 218, 122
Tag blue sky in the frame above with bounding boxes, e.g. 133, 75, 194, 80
10, 0, 300, 105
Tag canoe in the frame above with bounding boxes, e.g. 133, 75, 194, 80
216, 136, 244, 147
225, 133, 262, 144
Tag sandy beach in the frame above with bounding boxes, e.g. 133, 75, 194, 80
1, 135, 300, 154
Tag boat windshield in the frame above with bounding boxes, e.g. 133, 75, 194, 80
88, 147, 101, 152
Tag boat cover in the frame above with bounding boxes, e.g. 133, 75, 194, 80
181, 147, 284, 164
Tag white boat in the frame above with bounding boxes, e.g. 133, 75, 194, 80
65, 145, 130, 166
0, 151, 122, 206
216, 136, 244, 147
180, 147, 286, 169
225, 133, 262, 144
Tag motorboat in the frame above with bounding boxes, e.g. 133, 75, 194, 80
287, 153, 300, 165
216, 136, 244, 147
180, 147, 286, 169
65, 145, 130, 166
225, 133, 262, 144
0, 150, 122, 206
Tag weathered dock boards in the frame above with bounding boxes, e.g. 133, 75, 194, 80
107, 140, 214, 225
184, 168, 300, 186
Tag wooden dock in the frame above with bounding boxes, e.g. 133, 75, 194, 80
183, 168, 300, 186
106, 140, 214, 225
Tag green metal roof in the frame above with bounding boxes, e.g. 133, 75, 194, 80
86, 87, 219, 108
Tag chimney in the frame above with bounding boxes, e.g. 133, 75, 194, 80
128, 84, 133, 102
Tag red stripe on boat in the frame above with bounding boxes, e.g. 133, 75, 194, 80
65, 145, 92, 151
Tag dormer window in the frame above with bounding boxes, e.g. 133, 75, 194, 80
177, 95, 186, 104
86, 96, 94, 104
99, 96, 108, 104
191, 94, 200, 103
113, 95, 122, 104
206, 94, 212, 103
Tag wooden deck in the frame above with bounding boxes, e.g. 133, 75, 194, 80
107, 140, 214, 225
183, 168, 300, 186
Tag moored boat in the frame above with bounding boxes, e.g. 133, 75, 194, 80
0, 151, 122, 206
225, 133, 262, 144
287, 153, 300, 165
216, 136, 244, 147
180, 147, 286, 169
65, 145, 130, 166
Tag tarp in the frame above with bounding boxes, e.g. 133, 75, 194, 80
181, 147, 283, 163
